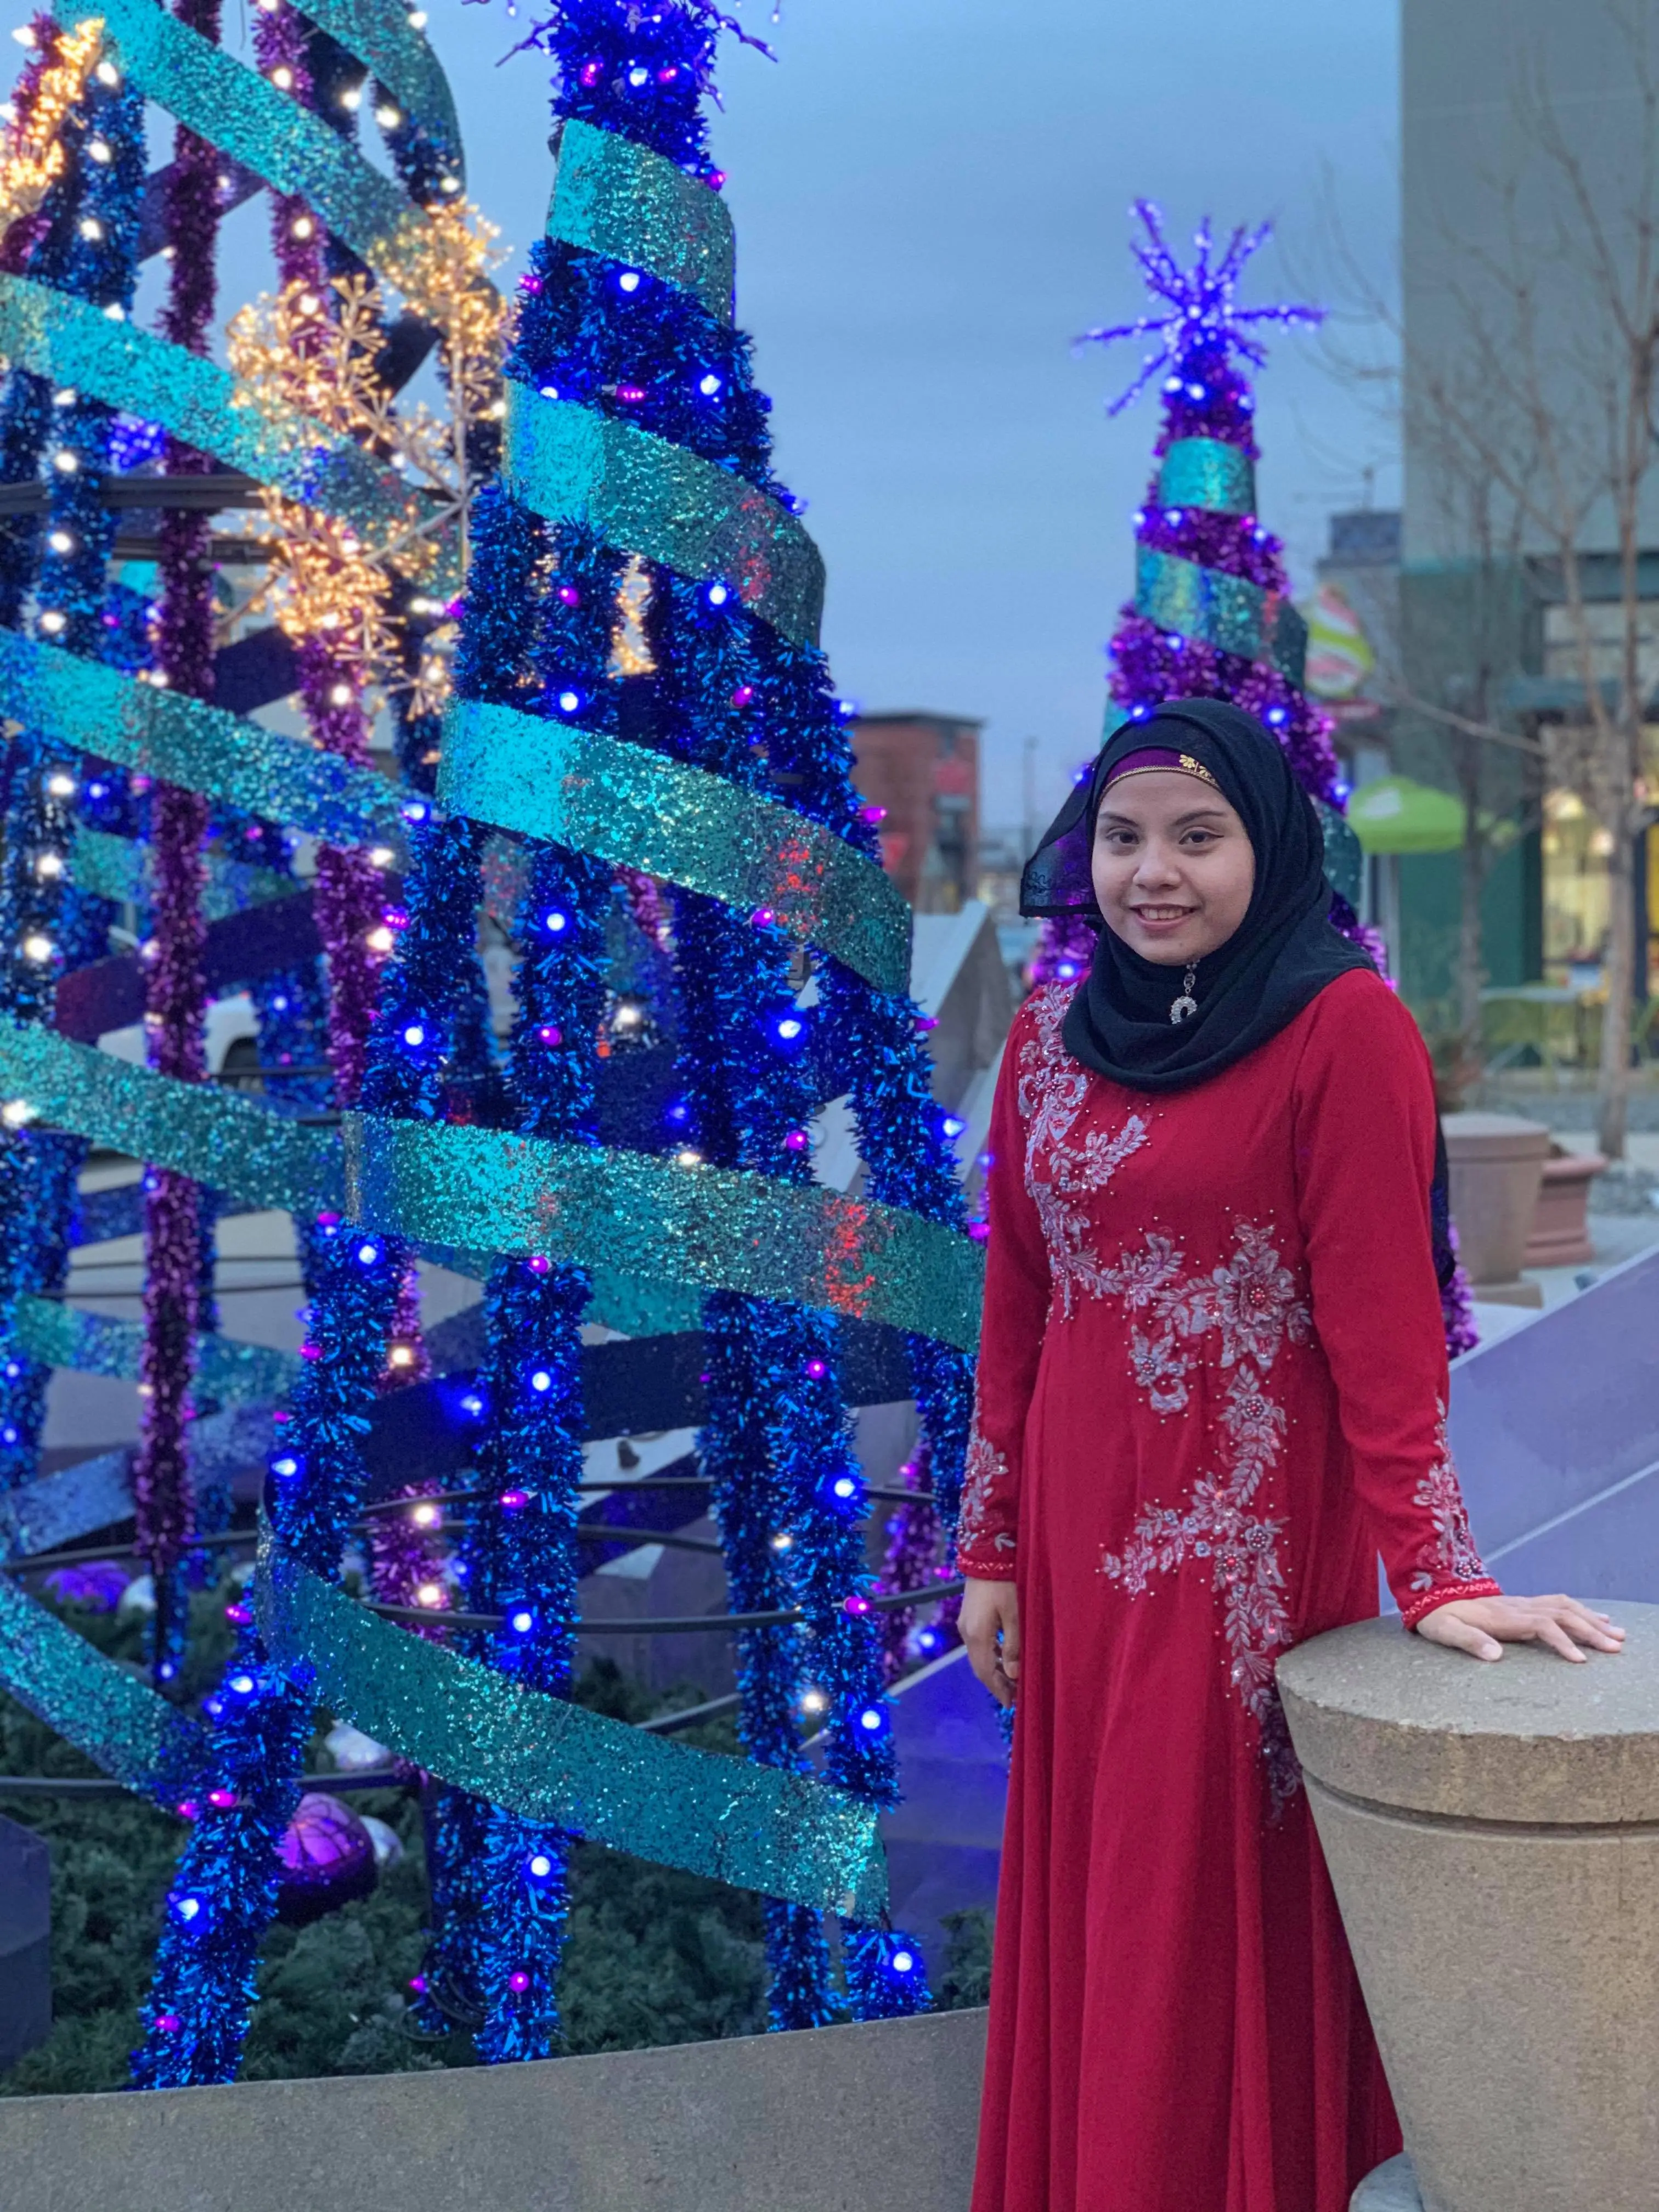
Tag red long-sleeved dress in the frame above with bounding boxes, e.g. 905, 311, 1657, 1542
963, 969, 1500, 2212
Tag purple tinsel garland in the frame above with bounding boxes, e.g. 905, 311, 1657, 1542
133, 0, 223, 1677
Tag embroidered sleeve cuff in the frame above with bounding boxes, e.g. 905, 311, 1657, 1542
1400, 1578, 1503, 1632
957, 1547, 1018, 1582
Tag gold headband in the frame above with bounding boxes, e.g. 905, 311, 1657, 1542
1103, 751, 1220, 790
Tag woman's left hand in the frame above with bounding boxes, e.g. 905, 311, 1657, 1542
1415, 1593, 1626, 1664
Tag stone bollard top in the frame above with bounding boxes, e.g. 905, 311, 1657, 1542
1276, 1604, 1659, 1826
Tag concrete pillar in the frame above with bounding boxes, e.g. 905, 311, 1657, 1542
1278, 1606, 1659, 2212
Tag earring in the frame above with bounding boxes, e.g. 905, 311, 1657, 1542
1169, 964, 1198, 1024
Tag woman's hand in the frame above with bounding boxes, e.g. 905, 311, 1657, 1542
961, 1577, 1020, 1707
1415, 1593, 1626, 1664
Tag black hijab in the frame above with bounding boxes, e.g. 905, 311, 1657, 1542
1020, 698, 1375, 1092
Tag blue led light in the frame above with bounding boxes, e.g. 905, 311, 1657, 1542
698, 372, 722, 396
529, 1369, 552, 1393
776, 1017, 803, 1041
510, 1609, 534, 1633
617, 268, 642, 292
403, 1024, 425, 1047
527, 1852, 554, 1878
229, 1674, 256, 1697
890, 1948, 916, 1975
357, 1243, 380, 1265
270, 1455, 299, 1479
941, 1115, 966, 1139
544, 910, 568, 933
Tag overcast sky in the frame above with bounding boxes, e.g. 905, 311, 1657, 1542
136, 0, 1403, 828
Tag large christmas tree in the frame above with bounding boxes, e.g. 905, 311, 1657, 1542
0, 0, 975, 2086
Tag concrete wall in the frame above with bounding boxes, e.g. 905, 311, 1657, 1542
0, 2006, 988, 2212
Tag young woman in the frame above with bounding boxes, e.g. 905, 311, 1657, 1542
960, 700, 1622, 2212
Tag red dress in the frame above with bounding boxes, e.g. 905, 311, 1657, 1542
962, 970, 1499, 2212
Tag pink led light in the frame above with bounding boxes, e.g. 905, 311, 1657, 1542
408, 1974, 428, 1994
175, 1800, 200, 1821
750, 906, 776, 927
861, 802, 887, 825
526, 1256, 551, 1275
730, 684, 755, 708
224, 1602, 252, 1626
804, 1358, 827, 1379
155, 2013, 181, 2033
207, 1788, 238, 1809
617, 383, 646, 404
300, 1342, 320, 1360
556, 583, 580, 607
969, 1221, 990, 1243
579, 59, 602, 84
509, 1970, 532, 1993
500, 1489, 530, 1510
843, 1593, 872, 1617
537, 1023, 562, 1045
783, 1130, 808, 1152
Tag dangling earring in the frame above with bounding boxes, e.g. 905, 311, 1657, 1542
1169, 964, 1198, 1024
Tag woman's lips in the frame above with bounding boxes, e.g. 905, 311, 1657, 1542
1128, 905, 1196, 928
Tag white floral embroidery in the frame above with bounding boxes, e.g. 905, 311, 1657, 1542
1098, 1222, 1311, 1810
1018, 986, 1149, 1317
958, 1424, 1015, 1562
1410, 1404, 1488, 1594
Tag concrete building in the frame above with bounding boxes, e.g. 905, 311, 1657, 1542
1397, 0, 1659, 1020
848, 712, 981, 913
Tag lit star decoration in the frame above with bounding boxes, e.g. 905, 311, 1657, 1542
0, 15, 105, 263
1076, 202, 1324, 420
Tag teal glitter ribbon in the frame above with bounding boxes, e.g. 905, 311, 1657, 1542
0, 1026, 981, 1349
0, 633, 408, 856
502, 384, 825, 650
12, 1295, 303, 1409
1155, 436, 1256, 517
54, 0, 420, 273
547, 116, 733, 323
0, 1575, 204, 1805
441, 698, 911, 994
1316, 800, 1364, 908
72, 826, 304, 921
343, 1113, 983, 1351
256, 1523, 888, 1916
0, 275, 415, 540
0, 1020, 342, 1215
300, 0, 464, 182
1136, 543, 1268, 661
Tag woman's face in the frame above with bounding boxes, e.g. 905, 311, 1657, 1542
1090, 769, 1256, 967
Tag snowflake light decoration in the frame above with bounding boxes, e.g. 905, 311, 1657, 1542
1077, 200, 1323, 417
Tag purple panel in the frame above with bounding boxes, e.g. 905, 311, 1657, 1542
1448, 1245, 1659, 1560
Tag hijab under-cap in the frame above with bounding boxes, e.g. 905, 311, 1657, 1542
1020, 697, 1375, 1093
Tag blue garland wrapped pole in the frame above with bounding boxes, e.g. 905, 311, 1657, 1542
131, 9, 469, 2078
0, 35, 145, 1523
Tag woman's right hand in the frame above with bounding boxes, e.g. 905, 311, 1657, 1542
961, 1576, 1020, 1707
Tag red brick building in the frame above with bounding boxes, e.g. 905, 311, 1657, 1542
848, 711, 983, 913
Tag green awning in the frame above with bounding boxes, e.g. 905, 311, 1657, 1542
1346, 775, 1465, 855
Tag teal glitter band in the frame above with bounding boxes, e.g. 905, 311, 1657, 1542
1155, 437, 1256, 517
440, 698, 911, 994
0, 1023, 979, 1347
54, 0, 419, 275
256, 1523, 888, 1916
72, 826, 302, 922
0, 633, 408, 856
12, 1294, 302, 1410
300, 0, 464, 182
0, 1020, 341, 1217
502, 385, 825, 650
1316, 801, 1363, 908
0, 275, 414, 540
1136, 543, 1268, 662
548, 116, 733, 324
0, 1575, 204, 1805
343, 1113, 983, 1352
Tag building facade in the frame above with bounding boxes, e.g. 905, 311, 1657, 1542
848, 712, 982, 913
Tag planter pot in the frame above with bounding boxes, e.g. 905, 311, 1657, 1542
1441, 1111, 1550, 1288
1278, 1609, 1659, 2212
1523, 1146, 1607, 1269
